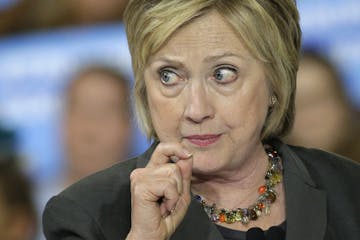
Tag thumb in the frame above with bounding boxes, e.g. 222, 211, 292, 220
176, 156, 193, 193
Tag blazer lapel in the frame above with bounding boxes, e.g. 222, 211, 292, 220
171, 198, 224, 240
276, 142, 327, 240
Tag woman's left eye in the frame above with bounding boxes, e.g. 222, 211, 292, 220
212, 67, 237, 83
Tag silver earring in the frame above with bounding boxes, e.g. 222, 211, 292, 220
270, 95, 277, 106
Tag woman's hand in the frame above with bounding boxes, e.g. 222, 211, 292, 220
126, 143, 193, 240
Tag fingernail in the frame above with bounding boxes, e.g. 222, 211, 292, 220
170, 155, 179, 162
183, 150, 192, 158
162, 211, 170, 218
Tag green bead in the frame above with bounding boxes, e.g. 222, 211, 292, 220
270, 173, 282, 185
264, 203, 271, 216
226, 212, 236, 224
235, 210, 243, 222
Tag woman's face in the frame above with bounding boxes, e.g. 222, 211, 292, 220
144, 11, 270, 175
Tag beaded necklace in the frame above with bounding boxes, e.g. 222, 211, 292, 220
194, 145, 283, 225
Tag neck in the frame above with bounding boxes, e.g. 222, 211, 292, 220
191, 142, 269, 209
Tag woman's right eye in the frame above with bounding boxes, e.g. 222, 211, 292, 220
159, 69, 180, 85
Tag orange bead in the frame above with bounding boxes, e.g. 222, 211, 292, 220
219, 213, 226, 223
258, 203, 265, 209
258, 185, 266, 194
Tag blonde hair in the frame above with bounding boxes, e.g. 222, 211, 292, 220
124, 0, 301, 140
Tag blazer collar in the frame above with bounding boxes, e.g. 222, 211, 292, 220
273, 139, 327, 240
136, 140, 327, 240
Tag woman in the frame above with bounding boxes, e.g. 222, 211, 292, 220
43, 1, 360, 240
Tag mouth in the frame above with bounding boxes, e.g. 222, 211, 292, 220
184, 134, 221, 147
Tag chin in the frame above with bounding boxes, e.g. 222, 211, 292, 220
191, 153, 225, 175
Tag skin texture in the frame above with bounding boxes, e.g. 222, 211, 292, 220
64, 72, 131, 185
128, 11, 285, 239
145, 11, 270, 177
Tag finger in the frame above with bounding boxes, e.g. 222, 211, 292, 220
148, 163, 183, 194
176, 156, 193, 183
160, 185, 181, 217
177, 156, 193, 205
129, 173, 180, 238
131, 173, 181, 204
147, 142, 192, 167
164, 157, 193, 235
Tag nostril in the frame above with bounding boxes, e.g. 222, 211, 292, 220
185, 112, 212, 124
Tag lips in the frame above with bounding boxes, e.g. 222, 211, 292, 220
185, 134, 221, 147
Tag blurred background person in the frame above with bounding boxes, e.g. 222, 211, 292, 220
0, 128, 37, 240
287, 50, 360, 162
35, 65, 133, 240
62, 65, 132, 186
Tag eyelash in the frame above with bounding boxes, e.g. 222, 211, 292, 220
157, 65, 238, 86
158, 68, 180, 86
212, 66, 238, 84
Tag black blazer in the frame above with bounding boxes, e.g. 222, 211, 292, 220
43, 140, 360, 240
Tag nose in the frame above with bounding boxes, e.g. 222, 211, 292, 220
184, 83, 214, 123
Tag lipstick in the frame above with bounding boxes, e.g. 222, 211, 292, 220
185, 134, 221, 147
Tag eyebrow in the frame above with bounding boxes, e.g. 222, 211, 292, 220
203, 52, 249, 62
148, 51, 249, 66
148, 56, 186, 68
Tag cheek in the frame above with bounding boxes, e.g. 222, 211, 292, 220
220, 82, 269, 132
147, 87, 184, 140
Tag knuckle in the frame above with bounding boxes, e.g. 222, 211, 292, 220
130, 168, 145, 181
130, 169, 139, 181
156, 142, 167, 152
156, 142, 177, 154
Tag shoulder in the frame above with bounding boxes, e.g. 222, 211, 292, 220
43, 157, 139, 239
288, 144, 360, 184
283, 144, 360, 237
61, 157, 137, 204
285, 144, 360, 212
43, 143, 157, 239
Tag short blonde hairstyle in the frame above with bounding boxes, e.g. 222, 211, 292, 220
124, 0, 301, 141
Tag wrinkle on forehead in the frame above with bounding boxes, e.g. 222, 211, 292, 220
148, 10, 255, 67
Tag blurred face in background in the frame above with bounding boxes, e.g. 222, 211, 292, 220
289, 57, 349, 151
64, 71, 131, 182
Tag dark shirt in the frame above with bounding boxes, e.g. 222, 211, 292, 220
216, 221, 286, 240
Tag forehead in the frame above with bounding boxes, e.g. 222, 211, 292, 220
150, 10, 253, 62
